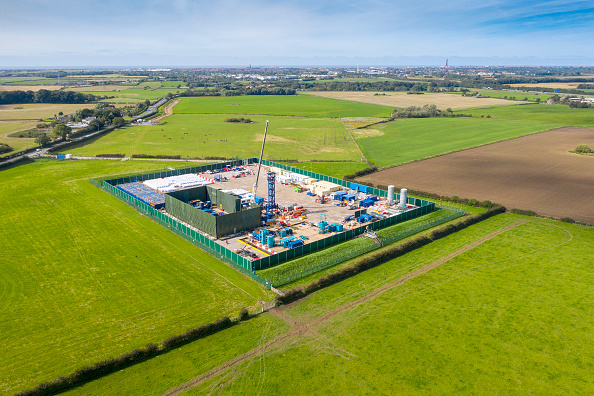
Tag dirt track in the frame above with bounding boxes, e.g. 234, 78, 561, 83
362, 127, 594, 224
161, 221, 526, 395
151, 99, 179, 123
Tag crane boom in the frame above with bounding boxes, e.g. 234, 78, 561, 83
251, 120, 269, 204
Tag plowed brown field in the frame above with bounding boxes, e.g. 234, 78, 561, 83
361, 127, 594, 223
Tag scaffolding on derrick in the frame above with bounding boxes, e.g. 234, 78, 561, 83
266, 172, 277, 212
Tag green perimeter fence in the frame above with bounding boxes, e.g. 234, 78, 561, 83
89, 177, 270, 288
90, 158, 442, 289
263, 207, 465, 287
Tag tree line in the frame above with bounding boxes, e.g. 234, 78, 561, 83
0, 89, 99, 105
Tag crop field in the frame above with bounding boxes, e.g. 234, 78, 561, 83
455, 103, 594, 127
173, 95, 394, 118
67, 84, 132, 92
355, 117, 554, 167
63, 214, 594, 395
64, 114, 361, 161
0, 77, 56, 85
509, 82, 585, 89
65, 81, 187, 101
0, 159, 272, 394
0, 84, 63, 91
0, 103, 91, 121
362, 127, 594, 223
303, 91, 527, 110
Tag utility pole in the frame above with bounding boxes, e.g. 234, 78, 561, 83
251, 120, 269, 204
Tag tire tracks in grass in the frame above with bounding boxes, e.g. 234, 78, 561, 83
161, 220, 526, 395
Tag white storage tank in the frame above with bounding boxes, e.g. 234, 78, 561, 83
387, 185, 395, 205
399, 188, 408, 209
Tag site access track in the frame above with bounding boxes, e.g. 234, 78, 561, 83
150, 99, 180, 123
161, 220, 527, 396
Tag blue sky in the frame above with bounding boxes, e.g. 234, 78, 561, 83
1, 0, 593, 67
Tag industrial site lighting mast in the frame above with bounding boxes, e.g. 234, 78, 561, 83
251, 120, 269, 204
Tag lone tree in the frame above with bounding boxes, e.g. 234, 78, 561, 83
112, 117, 125, 127
575, 144, 592, 154
0, 142, 13, 154
35, 133, 51, 147
53, 124, 72, 139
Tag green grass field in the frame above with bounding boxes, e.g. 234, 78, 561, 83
161, 80, 186, 88
64, 114, 361, 161
282, 161, 369, 179
455, 103, 594, 127
0, 159, 272, 394
357, 117, 556, 167
61, 313, 289, 396
0, 121, 40, 155
60, 214, 594, 395
452, 89, 551, 102
173, 95, 394, 118
78, 87, 184, 101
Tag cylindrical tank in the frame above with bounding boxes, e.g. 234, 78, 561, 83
400, 188, 408, 209
267, 235, 275, 247
387, 185, 395, 205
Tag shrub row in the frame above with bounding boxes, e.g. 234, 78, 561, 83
276, 206, 506, 306
509, 208, 538, 216
131, 154, 181, 159
16, 314, 237, 396
95, 153, 125, 158
162, 317, 232, 350
510, 209, 582, 226
375, 185, 498, 209
224, 117, 252, 123
344, 166, 378, 180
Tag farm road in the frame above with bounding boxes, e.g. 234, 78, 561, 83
151, 99, 179, 123
161, 220, 526, 395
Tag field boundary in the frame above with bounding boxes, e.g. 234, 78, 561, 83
265, 207, 465, 287
358, 122, 560, 171
161, 216, 521, 396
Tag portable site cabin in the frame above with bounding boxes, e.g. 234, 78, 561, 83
311, 181, 341, 196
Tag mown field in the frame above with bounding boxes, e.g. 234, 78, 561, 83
63, 214, 594, 395
0, 121, 39, 154
356, 117, 555, 167
61, 81, 187, 102
455, 103, 594, 127
0, 159, 272, 395
64, 114, 361, 161
0, 103, 95, 155
173, 95, 394, 118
